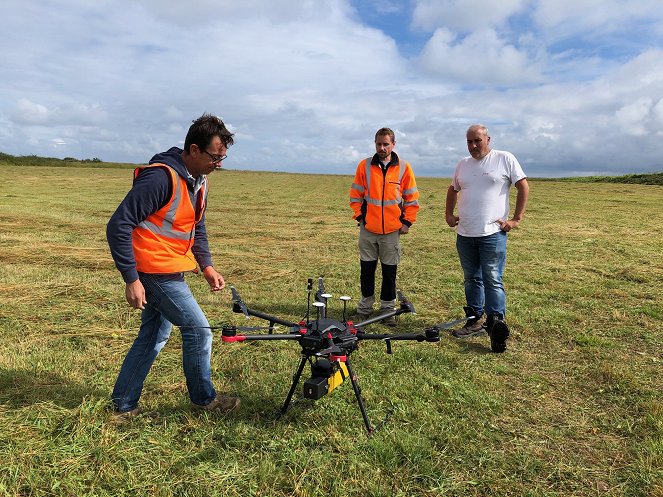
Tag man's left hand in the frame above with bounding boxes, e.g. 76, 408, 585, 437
400, 224, 410, 234
202, 266, 225, 292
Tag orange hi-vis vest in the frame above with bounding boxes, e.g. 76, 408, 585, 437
349, 156, 419, 235
132, 164, 207, 273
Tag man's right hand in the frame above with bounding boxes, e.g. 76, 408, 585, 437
445, 214, 459, 227
125, 279, 147, 310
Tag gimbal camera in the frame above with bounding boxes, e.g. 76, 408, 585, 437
219, 277, 471, 435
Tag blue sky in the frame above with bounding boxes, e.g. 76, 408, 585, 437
1, 0, 662, 177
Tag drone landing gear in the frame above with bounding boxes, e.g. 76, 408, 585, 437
279, 353, 388, 436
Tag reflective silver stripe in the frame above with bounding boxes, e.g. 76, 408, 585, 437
402, 187, 418, 195
137, 169, 195, 240
138, 220, 193, 240
366, 197, 399, 206
403, 200, 419, 207
350, 197, 363, 203
351, 183, 365, 193
364, 157, 373, 197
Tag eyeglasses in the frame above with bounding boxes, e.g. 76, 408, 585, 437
203, 150, 227, 164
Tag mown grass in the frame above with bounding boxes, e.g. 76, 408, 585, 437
0, 161, 661, 497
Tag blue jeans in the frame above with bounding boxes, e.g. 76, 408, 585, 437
111, 273, 216, 412
456, 231, 507, 318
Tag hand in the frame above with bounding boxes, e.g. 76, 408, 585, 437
203, 266, 225, 292
399, 224, 410, 234
446, 214, 459, 227
125, 279, 147, 310
497, 219, 520, 232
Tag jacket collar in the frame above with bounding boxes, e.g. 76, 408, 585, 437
370, 151, 400, 168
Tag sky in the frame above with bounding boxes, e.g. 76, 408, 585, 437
1, 0, 663, 178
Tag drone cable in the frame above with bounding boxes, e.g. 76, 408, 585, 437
305, 278, 313, 326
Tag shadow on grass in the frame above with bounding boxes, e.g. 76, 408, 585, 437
449, 338, 493, 354
0, 368, 106, 408
120, 392, 320, 431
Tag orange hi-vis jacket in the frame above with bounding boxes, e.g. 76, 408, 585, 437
349, 154, 419, 235
132, 164, 207, 273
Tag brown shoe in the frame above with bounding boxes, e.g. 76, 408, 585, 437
451, 314, 486, 338
199, 394, 240, 412
111, 407, 142, 424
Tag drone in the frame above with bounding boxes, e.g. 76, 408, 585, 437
218, 277, 472, 435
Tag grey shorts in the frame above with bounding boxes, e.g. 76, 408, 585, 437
358, 224, 401, 265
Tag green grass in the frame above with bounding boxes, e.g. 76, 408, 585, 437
0, 161, 661, 496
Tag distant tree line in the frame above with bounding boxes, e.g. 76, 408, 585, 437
0, 152, 133, 169
64, 157, 102, 163
560, 172, 663, 186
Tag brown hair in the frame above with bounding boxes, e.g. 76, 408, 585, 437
375, 127, 395, 143
184, 113, 235, 153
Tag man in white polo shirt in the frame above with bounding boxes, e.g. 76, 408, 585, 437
445, 124, 529, 352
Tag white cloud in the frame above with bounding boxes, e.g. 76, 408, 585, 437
653, 99, 663, 126
139, 0, 354, 25
10, 100, 107, 126
532, 0, 663, 31
419, 28, 541, 85
412, 0, 526, 32
12, 99, 50, 125
614, 98, 652, 136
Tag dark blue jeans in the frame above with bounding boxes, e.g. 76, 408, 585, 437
456, 231, 507, 318
111, 273, 216, 412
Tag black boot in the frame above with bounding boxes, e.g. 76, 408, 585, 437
487, 313, 509, 353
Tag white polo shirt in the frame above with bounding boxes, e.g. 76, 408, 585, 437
451, 149, 526, 237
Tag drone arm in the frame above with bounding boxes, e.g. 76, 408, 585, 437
243, 308, 298, 328
357, 329, 440, 354
353, 306, 410, 328
230, 287, 298, 327
222, 333, 302, 343
358, 332, 429, 342
353, 289, 416, 328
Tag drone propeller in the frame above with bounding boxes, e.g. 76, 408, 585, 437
431, 316, 476, 330
231, 286, 250, 319
397, 289, 416, 315
314, 344, 344, 357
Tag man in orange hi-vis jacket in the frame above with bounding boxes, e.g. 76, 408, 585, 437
349, 128, 419, 326
107, 113, 240, 420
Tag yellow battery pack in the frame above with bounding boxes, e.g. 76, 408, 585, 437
327, 361, 349, 393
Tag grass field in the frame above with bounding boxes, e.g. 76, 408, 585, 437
0, 162, 661, 497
